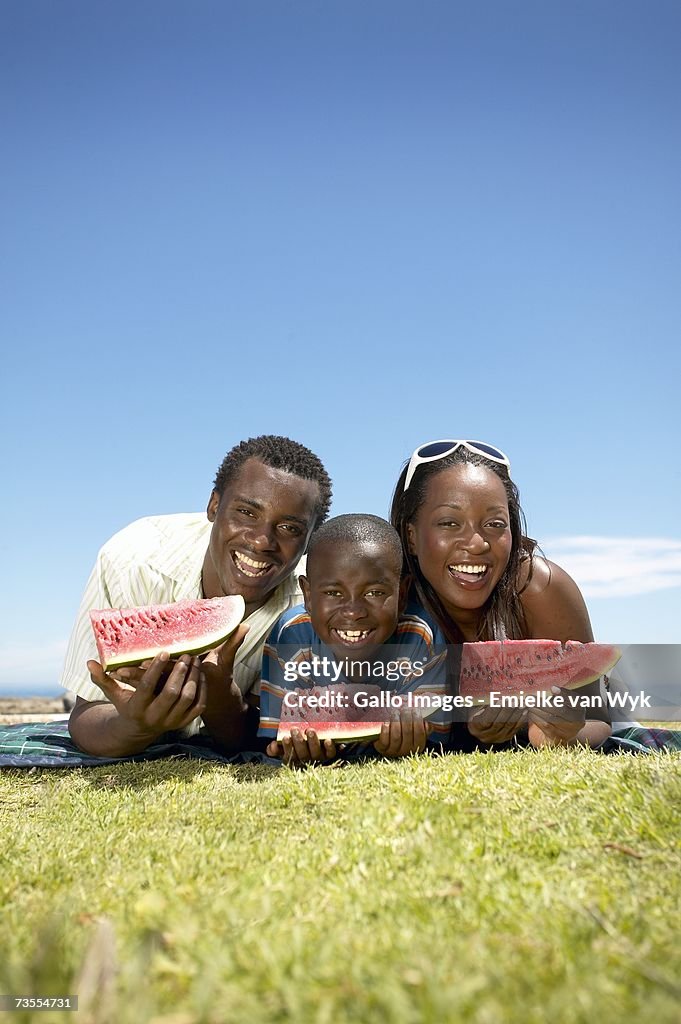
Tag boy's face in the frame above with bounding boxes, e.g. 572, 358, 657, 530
300, 539, 402, 656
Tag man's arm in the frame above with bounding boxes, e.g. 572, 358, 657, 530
70, 699, 161, 757
68, 653, 206, 757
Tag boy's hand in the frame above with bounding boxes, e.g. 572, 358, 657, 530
266, 729, 338, 766
373, 710, 429, 758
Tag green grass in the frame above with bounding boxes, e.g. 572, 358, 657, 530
1, 749, 680, 1024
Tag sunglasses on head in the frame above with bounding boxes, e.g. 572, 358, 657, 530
403, 439, 511, 493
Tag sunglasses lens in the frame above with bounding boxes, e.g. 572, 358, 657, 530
468, 441, 507, 462
417, 441, 457, 459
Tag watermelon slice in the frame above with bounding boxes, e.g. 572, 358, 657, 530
277, 720, 386, 743
90, 596, 246, 670
458, 639, 621, 704
276, 684, 437, 744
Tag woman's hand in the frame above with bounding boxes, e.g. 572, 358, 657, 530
466, 703, 525, 744
526, 686, 586, 746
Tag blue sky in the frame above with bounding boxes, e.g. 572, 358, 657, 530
2, 0, 680, 693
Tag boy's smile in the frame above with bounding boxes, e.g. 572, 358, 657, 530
300, 539, 402, 657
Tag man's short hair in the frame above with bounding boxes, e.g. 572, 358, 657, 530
213, 435, 332, 528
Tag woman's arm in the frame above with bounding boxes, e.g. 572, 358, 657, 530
520, 557, 611, 748
520, 556, 594, 643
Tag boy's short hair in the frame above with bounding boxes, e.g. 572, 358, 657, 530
307, 514, 403, 573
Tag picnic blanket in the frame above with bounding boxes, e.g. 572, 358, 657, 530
0, 720, 279, 768
0, 721, 679, 768
601, 726, 681, 754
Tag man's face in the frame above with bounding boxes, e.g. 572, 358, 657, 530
203, 458, 321, 615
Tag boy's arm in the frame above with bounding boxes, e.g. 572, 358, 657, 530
373, 713, 429, 758
259, 623, 338, 765
258, 641, 285, 746
370, 623, 439, 758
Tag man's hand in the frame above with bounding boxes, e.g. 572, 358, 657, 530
69, 653, 206, 757
267, 729, 338, 766
196, 625, 255, 750
87, 652, 206, 736
467, 703, 525, 745
527, 687, 586, 747
373, 710, 429, 758
200, 623, 250, 686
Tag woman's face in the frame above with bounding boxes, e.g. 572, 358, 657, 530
406, 463, 513, 624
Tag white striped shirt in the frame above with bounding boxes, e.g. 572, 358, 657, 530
61, 513, 304, 703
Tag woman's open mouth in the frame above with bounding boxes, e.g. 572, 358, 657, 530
232, 550, 276, 579
448, 563, 490, 587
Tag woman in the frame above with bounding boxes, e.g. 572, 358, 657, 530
390, 440, 611, 749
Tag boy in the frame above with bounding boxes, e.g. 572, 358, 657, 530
258, 514, 448, 764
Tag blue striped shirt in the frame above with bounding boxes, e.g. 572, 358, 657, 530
258, 602, 450, 742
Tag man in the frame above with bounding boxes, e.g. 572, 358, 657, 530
64, 435, 332, 757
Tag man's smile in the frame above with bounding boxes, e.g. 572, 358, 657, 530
232, 550, 277, 578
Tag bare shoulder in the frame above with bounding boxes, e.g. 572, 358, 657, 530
519, 555, 594, 643
520, 555, 577, 596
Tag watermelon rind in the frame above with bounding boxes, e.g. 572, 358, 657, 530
90, 596, 246, 670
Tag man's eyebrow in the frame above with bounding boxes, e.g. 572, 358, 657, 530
231, 496, 264, 510
280, 514, 310, 527
230, 496, 309, 526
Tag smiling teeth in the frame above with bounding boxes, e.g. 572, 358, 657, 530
449, 564, 487, 574
335, 629, 372, 643
234, 552, 272, 577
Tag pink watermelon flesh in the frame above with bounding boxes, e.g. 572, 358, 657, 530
90, 596, 246, 670
276, 684, 436, 743
458, 639, 621, 703
277, 721, 386, 743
